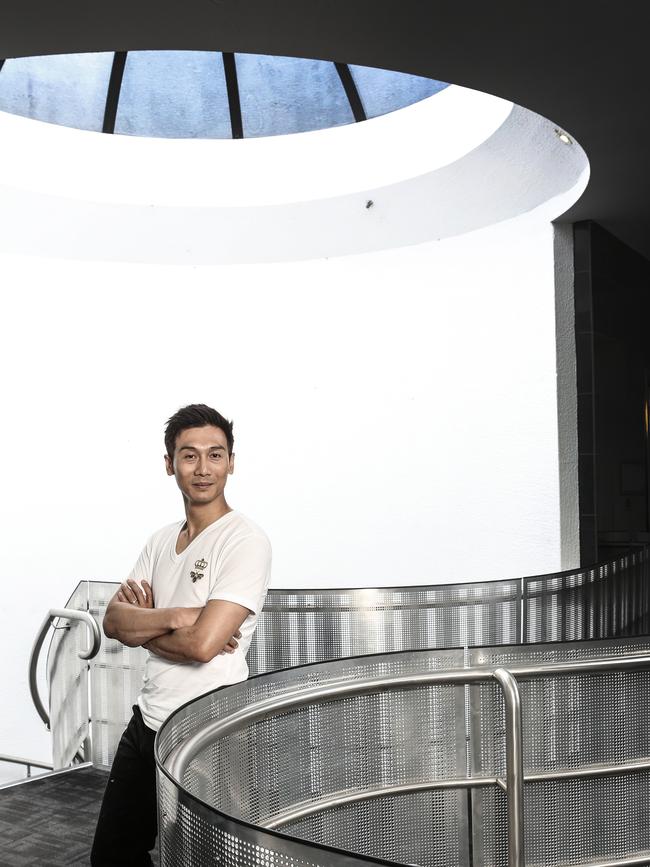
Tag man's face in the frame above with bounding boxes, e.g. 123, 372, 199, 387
165, 425, 234, 506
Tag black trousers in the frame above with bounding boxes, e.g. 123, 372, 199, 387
91, 705, 158, 866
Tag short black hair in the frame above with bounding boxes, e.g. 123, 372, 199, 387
164, 404, 234, 457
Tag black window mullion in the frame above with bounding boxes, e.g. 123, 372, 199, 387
222, 52, 243, 139
102, 51, 128, 134
335, 62, 366, 123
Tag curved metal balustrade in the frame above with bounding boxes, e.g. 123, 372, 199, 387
37, 545, 650, 863
156, 639, 650, 867
45, 586, 102, 767
44, 546, 650, 770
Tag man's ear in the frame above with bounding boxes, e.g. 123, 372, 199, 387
164, 453, 174, 476
228, 452, 235, 475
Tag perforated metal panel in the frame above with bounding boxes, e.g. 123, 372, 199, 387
158, 650, 469, 867
158, 637, 650, 867
471, 773, 650, 867
47, 582, 90, 768
470, 638, 650, 774
248, 582, 521, 676
43, 546, 650, 867
523, 546, 650, 643
86, 581, 148, 769
282, 790, 468, 867
45, 544, 650, 773
157, 780, 379, 867
469, 637, 650, 866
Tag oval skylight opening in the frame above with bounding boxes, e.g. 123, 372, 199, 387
0, 51, 449, 139
0, 51, 588, 264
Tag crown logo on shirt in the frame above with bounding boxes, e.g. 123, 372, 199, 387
190, 558, 208, 583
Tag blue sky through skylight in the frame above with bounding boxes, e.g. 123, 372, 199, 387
0, 51, 449, 139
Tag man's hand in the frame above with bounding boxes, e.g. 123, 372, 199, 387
117, 578, 240, 652
106, 578, 243, 659
103, 582, 204, 647
221, 629, 242, 655
118, 579, 153, 608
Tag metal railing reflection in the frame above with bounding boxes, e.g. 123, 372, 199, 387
156, 640, 650, 867
40, 545, 650, 771
163, 665, 526, 866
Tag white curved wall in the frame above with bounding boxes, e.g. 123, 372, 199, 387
0, 85, 588, 769
0, 214, 564, 768
0, 85, 587, 263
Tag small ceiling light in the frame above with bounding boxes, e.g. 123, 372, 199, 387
554, 128, 573, 145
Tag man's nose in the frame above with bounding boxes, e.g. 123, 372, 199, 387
196, 456, 210, 475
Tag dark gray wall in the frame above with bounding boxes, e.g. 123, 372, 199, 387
2, 3, 650, 261
574, 221, 650, 564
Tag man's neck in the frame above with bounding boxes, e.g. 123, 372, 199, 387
182, 500, 232, 542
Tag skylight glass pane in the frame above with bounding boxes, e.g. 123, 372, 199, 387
349, 66, 449, 119
114, 51, 231, 138
236, 54, 354, 138
0, 53, 113, 132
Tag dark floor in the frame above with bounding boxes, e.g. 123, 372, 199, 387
0, 765, 160, 866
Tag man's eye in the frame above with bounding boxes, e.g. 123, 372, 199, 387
185, 454, 197, 460
210, 453, 222, 460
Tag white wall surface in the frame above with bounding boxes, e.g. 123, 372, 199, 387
2, 214, 561, 764
0, 90, 587, 264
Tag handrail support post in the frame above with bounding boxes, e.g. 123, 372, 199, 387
493, 668, 525, 867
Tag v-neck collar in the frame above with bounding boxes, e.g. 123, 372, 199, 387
170, 510, 237, 561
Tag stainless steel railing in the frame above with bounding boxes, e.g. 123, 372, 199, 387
41, 545, 650, 772
0, 753, 53, 778
29, 607, 101, 729
161, 651, 650, 867
163, 666, 525, 864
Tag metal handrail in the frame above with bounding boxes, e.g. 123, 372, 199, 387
494, 668, 524, 866
261, 776, 501, 830
162, 651, 650, 775
162, 652, 650, 867
29, 607, 101, 729
163, 665, 526, 867
0, 753, 53, 779
164, 667, 507, 773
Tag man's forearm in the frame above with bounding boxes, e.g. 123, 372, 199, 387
144, 627, 205, 663
103, 602, 187, 647
142, 634, 192, 663
144, 600, 249, 664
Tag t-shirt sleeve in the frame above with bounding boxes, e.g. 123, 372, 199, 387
127, 536, 154, 585
208, 532, 271, 615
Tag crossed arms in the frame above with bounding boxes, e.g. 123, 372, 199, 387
103, 578, 250, 664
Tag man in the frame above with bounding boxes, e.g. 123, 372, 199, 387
91, 404, 271, 866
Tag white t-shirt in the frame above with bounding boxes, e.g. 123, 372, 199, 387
127, 510, 271, 730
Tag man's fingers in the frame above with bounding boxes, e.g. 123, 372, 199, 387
127, 579, 145, 605
120, 582, 137, 604
223, 635, 239, 653
117, 590, 126, 602
142, 579, 153, 605
235, 630, 242, 639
